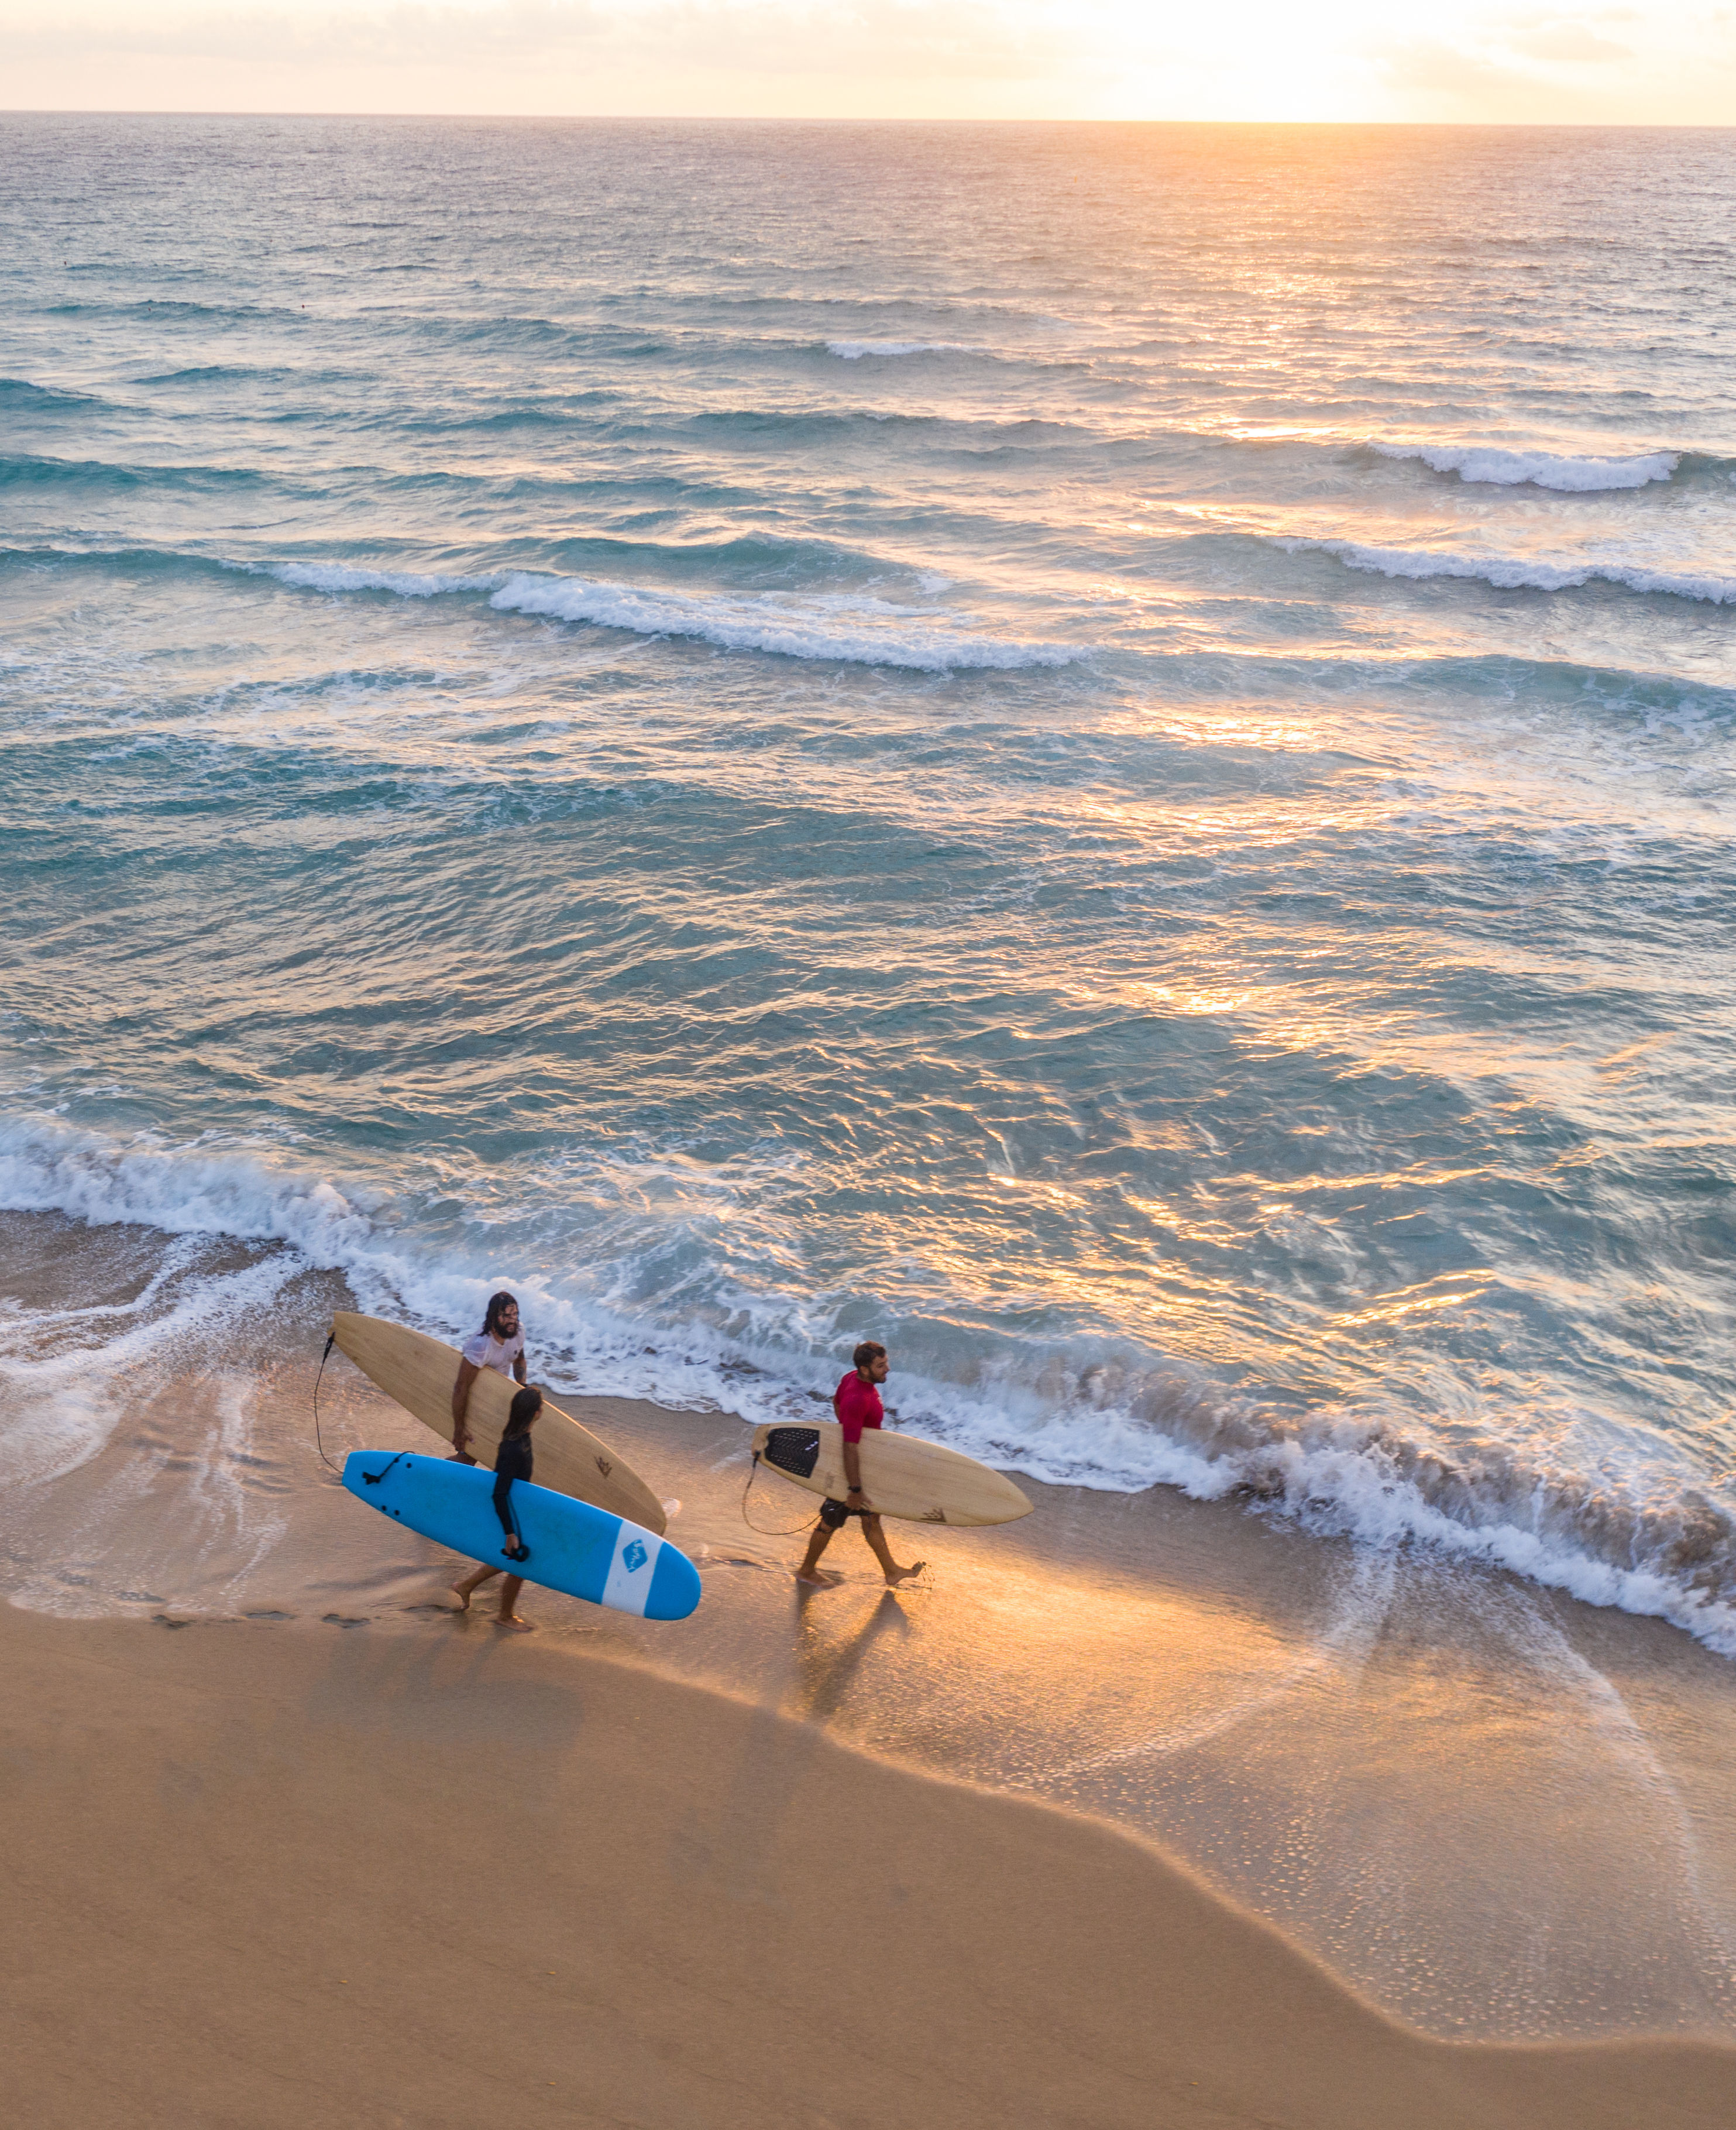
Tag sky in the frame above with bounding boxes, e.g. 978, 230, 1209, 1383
0, 1, 1732, 122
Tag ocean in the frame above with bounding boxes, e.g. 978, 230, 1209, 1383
4, 116, 1736, 1651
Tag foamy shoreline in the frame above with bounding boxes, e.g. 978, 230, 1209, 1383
6, 1128, 1736, 1666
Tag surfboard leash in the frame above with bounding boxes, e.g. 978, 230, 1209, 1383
740, 1448, 823, 1537
312, 1331, 342, 1475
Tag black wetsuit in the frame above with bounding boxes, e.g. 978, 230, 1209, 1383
493, 1432, 534, 1551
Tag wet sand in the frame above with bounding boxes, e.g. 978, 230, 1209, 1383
569, 1390, 1736, 2043
6, 1597, 1735, 2130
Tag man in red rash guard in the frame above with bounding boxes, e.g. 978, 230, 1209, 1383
793, 1341, 924, 1589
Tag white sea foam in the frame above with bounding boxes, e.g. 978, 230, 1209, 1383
4, 1117, 1735, 1660
825, 339, 971, 359
230, 558, 1071, 671
488, 572, 1084, 671
0, 1235, 299, 1493
1282, 538, 1736, 606
258, 561, 499, 597
1374, 443, 1680, 492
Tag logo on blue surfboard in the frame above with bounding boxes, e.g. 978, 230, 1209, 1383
622, 1538, 648, 1574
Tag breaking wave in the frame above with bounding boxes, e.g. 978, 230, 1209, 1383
1373, 442, 1682, 491
487, 571, 1084, 669
239, 558, 1085, 669
4, 1116, 1735, 1660
1282, 537, 1736, 606
257, 560, 498, 598
826, 339, 973, 359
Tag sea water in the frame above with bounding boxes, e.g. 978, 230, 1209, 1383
4, 118, 1736, 1653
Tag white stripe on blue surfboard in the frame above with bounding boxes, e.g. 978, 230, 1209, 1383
599, 1521, 663, 1618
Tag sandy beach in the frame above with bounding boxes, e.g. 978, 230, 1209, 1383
5, 1594, 1734, 2130
6, 1210, 1736, 2126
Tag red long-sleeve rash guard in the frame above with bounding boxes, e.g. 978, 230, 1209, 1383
835, 1372, 884, 1444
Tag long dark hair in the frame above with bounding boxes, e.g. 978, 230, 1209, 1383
503, 1386, 542, 1438
484, 1290, 519, 1338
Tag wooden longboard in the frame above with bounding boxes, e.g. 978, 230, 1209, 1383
331, 1312, 666, 1535
751, 1420, 1033, 1527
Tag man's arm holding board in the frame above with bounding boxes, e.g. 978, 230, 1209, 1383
451, 1358, 480, 1463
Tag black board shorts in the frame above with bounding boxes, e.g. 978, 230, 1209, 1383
819, 1496, 869, 1529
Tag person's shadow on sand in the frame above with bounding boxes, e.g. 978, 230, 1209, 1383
668, 1590, 918, 1907
789, 1586, 913, 1730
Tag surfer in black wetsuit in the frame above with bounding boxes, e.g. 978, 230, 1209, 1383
450, 1384, 541, 1631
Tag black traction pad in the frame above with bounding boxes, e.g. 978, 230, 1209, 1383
762, 1426, 821, 1480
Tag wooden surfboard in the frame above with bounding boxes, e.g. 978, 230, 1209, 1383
751, 1420, 1032, 1527
330, 1311, 666, 1535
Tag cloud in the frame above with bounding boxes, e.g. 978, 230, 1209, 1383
1, 0, 1732, 116
1507, 18, 1631, 59
1374, 4, 1736, 120
1376, 36, 1522, 104
4, 0, 1051, 73
0, 0, 1088, 110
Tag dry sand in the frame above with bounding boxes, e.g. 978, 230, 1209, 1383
4, 1599, 1731, 2130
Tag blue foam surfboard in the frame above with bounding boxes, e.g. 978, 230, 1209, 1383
342, 1450, 702, 1621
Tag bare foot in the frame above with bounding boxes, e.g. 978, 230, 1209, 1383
497, 1613, 534, 1631
449, 1579, 472, 1612
884, 1562, 926, 1587
794, 1568, 844, 1589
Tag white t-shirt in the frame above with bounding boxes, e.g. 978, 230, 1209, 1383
461, 1328, 525, 1377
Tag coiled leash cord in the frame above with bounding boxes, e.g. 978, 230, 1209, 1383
740, 1447, 821, 1537
312, 1331, 342, 1474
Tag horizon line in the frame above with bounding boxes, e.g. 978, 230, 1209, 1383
4, 111, 1735, 128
